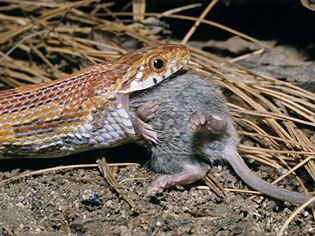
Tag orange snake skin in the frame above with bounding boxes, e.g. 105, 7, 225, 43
0, 44, 190, 158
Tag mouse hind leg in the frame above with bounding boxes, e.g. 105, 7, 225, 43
147, 163, 208, 196
137, 102, 210, 196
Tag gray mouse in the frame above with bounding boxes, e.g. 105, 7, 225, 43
130, 72, 313, 206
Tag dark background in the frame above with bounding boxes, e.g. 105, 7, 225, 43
115, 0, 315, 58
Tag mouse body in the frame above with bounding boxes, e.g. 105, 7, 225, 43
130, 72, 313, 206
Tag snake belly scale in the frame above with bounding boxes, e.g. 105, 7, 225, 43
0, 44, 190, 158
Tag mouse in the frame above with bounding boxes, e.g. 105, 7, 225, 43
129, 71, 313, 207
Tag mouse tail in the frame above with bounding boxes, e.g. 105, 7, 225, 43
226, 147, 313, 207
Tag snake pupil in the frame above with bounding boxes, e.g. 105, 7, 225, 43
153, 59, 164, 69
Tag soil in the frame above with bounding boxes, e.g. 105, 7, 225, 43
0, 144, 314, 236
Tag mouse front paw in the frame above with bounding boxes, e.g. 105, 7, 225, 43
131, 116, 159, 144
137, 121, 159, 144
136, 100, 159, 122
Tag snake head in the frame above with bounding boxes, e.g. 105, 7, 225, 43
118, 43, 190, 94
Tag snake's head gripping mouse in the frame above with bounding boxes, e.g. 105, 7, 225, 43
117, 44, 190, 94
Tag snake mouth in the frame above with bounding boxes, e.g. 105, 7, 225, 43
119, 72, 166, 94
116, 93, 130, 113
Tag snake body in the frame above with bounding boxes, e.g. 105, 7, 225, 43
0, 44, 190, 158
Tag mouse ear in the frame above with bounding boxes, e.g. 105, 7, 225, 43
187, 111, 227, 134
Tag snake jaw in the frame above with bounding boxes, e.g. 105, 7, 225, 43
116, 93, 130, 113
122, 72, 163, 94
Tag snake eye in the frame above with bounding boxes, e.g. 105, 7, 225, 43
149, 56, 166, 72
153, 59, 164, 69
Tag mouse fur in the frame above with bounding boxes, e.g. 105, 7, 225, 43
130, 72, 313, 207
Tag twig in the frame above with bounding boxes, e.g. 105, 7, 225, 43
181, 0, 219, 44
0, 163, 139, 186
97, 158, 135, 208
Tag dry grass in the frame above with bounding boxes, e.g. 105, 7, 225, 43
0, 0, 314, 230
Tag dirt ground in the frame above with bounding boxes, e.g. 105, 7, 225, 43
0, 143, 314, 236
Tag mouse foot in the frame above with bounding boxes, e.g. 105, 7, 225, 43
187, 111, 227, 134
147, 164, 208, 196
130, 100, 159, 144
136, 100, 159, 122
132, 117, 159, 144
